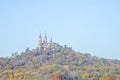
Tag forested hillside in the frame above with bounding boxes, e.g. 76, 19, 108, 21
0, 42, 120, 80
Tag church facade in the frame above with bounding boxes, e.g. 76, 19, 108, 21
38, 33, 54, 51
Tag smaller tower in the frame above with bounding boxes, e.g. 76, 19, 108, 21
38, 33, 42, 50
50, 38, 53, 44
50, 38, 53, 48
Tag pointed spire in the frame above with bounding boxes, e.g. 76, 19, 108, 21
39, 33, 42, 38
38, 33, 42, 40
38, 33, 42, 42
38, 33, 42, 50
43, 33, 47, 44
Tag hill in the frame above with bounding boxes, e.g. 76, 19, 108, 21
0, 37, 120, 80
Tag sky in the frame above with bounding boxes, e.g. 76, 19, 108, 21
0, 0, 120, 60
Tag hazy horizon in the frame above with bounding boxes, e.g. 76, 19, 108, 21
0, 0, 120, 60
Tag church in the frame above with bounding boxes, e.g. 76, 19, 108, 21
38, 33, 54, 51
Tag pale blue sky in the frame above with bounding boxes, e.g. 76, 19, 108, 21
0, 0, 120, 59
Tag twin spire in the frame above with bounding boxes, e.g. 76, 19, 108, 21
38, 33, 47, 42
38, 33, 52, 50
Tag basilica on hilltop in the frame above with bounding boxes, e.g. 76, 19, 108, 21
37, 33, 72, 56
38, 33, 55, 51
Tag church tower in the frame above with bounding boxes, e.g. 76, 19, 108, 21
43, 33, 47, 44
38, 33, 42, 50
43, 33, 48, 51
